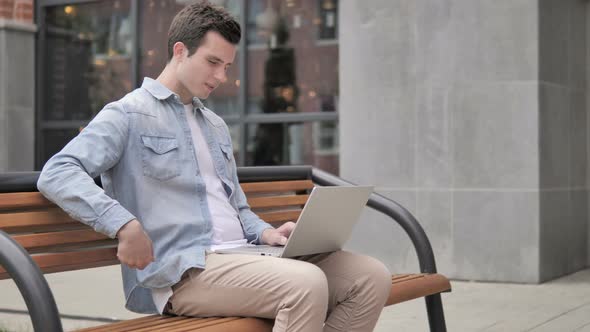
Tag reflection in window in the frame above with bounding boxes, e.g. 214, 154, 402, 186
313, 122, 338, 154
246, 0, 339, 174
247, 0, 338, 116
317, 0, 337, 40
44, 1, 132, 121
247, 122, 338, 173
227, 124, 241, 159
42, 129, 81, 164
138, 0, 184, 80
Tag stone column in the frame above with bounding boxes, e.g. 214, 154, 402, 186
340, 0, 588, 283
538, 0, 588, 281
0, 0, 36, 171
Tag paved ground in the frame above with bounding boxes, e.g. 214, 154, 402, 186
376, 268, 590, 332
0, 266, 589, 331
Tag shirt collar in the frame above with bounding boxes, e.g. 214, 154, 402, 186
141, 77, 205, 109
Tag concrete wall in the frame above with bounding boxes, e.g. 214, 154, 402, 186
0, 19, 36, 171
341, 0, 589, 283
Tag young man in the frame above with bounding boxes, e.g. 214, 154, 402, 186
37, 2, 391, 331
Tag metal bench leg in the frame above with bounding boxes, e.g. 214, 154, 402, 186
425, 294, 447, 332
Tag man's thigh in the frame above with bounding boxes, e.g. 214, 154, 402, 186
167, 253, 327, 318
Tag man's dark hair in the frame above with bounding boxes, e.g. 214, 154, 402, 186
167, 1, 241, 61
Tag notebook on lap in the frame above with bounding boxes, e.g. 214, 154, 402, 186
214, 186, 374, 258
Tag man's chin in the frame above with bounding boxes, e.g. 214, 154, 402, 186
195, 91, 211, 100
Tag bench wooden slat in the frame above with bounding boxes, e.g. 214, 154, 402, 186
0, 208, 78, 232
247, 195, 309, 209
0, 192, 53, 211
391, 274, 424, 283
138, 317, 237, 332
75, 315, 174, 332
0, 259, 120, 280
121, 317, 209, 332
0, 222, 88, 235
119, 316, 187, 332
391, 274, 411, 281
386, 273, 451, 306
76, 316, 273, 332
169, 317, 272, 332
40, 259, 120, 276
12, 229, 110, 250
77, 316, 188, 332
257, 210, 302, 223
0, 247, 119, 280
241, 180, 313, 194
32, 247, 119, 271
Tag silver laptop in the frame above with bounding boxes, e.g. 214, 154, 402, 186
214, 186, 374, 258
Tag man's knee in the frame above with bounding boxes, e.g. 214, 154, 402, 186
287, 263, 329, 308
358, 256, 392, 300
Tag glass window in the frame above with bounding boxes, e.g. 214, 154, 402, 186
42, 129, 81, 163
139, 0, 241, 116
246, 121, 338, 174
246, 0, 339, 115
138, 0, 184, 80
227, 124, 241, 160
244, 0, 339, 173
44, 1, 133, 121
37, 0, 339, 174
317, 0, 337, 40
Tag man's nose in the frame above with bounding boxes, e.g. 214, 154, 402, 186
215, 69, 227, 83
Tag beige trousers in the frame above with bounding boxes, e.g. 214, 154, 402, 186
166, 250, 391, 332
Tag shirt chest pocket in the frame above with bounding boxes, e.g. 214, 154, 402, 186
140, 135, 181, 181
219, 143, 235, 174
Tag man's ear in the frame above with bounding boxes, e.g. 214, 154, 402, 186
172, 42, 186, 61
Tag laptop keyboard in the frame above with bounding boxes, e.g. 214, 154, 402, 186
240, 245, 284, 256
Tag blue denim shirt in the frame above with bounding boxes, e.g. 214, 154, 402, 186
37, 78, 273, 314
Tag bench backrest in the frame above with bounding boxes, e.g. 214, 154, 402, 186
0, 179, 313, 280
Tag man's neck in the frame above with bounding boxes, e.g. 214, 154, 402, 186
156, 65, 193, 104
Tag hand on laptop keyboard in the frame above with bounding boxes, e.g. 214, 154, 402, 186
261, 222, 296, 246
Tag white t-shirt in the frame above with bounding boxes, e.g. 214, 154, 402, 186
184, 104, 245, 244
152, 104, 246, 313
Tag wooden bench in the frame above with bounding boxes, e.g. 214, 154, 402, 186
0, 166, 451, 332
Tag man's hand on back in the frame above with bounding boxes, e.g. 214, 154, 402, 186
261, 222, 295, 246
116, 219, 155, 270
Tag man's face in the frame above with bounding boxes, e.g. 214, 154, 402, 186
175, 31, 237, 100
